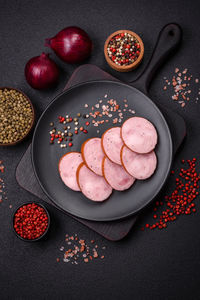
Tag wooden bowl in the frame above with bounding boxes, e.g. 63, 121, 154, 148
0, 87, 35, 146
104, 30, 144, 72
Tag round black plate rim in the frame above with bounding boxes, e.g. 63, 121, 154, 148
32, 79, 173, 221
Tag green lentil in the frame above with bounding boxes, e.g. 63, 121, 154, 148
0, 88, 33, 144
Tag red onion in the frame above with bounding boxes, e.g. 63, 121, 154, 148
25, 53, 59, 89
45, 26, 92, 64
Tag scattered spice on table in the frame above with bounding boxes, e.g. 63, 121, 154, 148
13, 203, 49, 240
107, 32, 141, 66
142, 158, 199, 230
57, 234, 106, 264
49, 94, 135, 148
0, 88, 34, 144
0, 160, 6, 204
162, 68, 200, 107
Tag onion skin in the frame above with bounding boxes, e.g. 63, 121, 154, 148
45, 26, 92, 64
25, 53, 59, 89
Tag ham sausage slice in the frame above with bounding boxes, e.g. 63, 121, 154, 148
59, 152, 83, 191
102, 157, 135, 191
81, 137, 104, 176
121, 146, 157, 179
101, 127, 124, 165
77, 163, 112, 201
121, 117, 157, 153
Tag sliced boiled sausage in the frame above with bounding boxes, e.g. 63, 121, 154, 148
81, 137, 104, 176
101, 127, 124, 165
121, 146, 157, 180
121, 117, 158, 153
77, 163, 112, 201
59, 152, 83, 191
102, 157, 135, 191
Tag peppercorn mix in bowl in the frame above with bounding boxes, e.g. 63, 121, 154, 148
104, 30, 144, 72
13, 202, 50, 242
0, 87, 34, 146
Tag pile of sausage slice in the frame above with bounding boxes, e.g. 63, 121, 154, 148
59, 117, 158, 202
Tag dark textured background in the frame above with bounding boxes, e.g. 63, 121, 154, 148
1, 0, 200, 299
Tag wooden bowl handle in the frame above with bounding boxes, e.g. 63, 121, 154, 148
130, 23, 182, 94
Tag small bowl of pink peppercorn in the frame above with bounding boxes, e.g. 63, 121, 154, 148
104, 30, 144, 72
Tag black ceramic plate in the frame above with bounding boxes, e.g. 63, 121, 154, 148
32, 80, 172, 221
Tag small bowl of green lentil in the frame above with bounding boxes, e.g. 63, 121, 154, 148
0, 87, 35, 146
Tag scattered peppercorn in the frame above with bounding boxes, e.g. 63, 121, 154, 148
142, 158, 200, 230
48, 95, 135, 149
